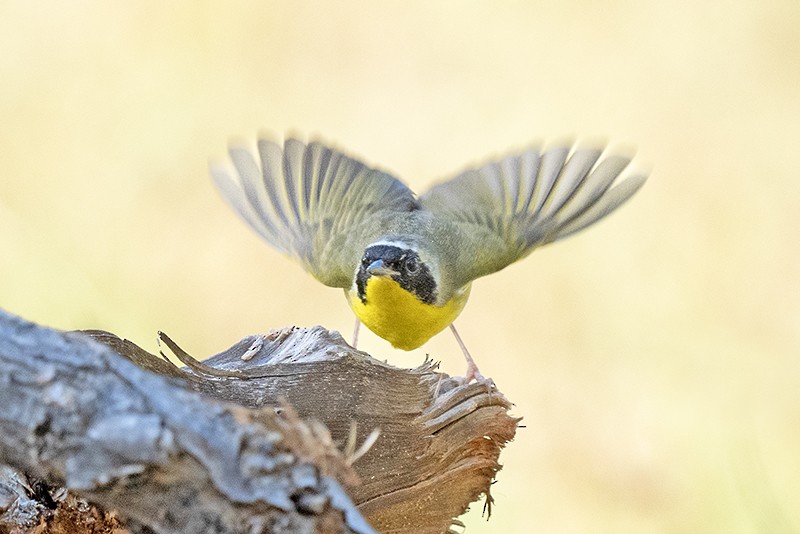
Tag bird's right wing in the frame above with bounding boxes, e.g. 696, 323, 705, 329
420, 142, 648, 287
211, 136, 419, 288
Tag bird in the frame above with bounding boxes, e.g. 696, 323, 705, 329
211, 135, 647, 382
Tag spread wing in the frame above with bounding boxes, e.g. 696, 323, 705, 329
420, 142, 647, 285
211, 136, 419, 288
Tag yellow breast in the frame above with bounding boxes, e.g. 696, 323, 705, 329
346, 276, 471, 351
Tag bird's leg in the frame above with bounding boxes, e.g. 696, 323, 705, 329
449, 323, 486, 383
351, 318, 361, 349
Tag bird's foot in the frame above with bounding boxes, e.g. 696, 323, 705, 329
462, 362, 495, 389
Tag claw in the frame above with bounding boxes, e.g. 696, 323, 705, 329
450, 323, 490, 384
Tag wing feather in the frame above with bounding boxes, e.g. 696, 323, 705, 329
420, 142, 647, 282
212, 136, 418, 287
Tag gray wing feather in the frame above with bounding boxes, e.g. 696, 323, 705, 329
212, 136, 418, 287
555, 171, 647, 238
212, 162, 275, 242
420, 142, 647, 281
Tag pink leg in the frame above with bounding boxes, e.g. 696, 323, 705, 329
449, 323, 485, 383
351, 318, 361, 348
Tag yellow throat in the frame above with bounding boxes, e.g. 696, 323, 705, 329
347, 275, 471, 351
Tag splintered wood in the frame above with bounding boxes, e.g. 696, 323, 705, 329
152, 327, 519, 533
0, 311, 518, 534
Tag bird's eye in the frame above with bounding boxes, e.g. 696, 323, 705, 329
361, 256, 371, 267
405, 257, 419, 274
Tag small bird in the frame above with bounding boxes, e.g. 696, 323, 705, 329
211, 135, 647, 382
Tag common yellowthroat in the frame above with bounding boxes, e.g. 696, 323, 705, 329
212, 135, 647, 381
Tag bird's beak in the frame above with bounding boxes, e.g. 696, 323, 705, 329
367, 259, 399, 277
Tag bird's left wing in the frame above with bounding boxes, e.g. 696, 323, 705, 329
419, 142, 647, 287
211, 136, 419, 288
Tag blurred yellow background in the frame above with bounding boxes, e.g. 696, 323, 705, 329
1, 1, 798, 532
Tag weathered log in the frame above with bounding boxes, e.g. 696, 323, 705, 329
0, 310, 519, 533
0, 310, 373, 534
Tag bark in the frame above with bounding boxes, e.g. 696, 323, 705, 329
0, 310, 519, 533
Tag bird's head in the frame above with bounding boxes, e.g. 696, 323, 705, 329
354, 240, 438, 305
